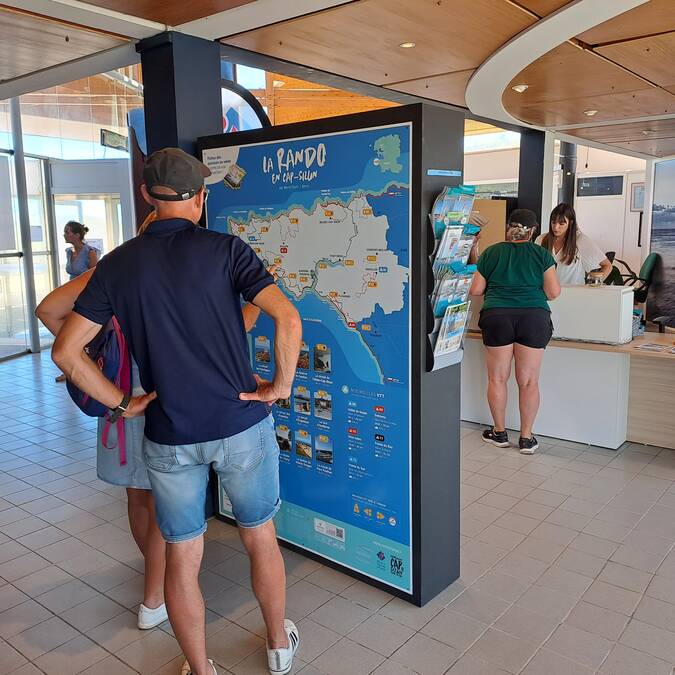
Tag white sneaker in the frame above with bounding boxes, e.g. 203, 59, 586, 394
180, 658, 216, 675
137, 602, 168, 629
267, 619, 299, 675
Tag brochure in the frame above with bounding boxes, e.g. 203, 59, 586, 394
633, 343, 668, 352
430, 185, 476, 238
434, 302, 470, 356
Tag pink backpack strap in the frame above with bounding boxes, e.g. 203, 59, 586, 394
111, 317, 131, 467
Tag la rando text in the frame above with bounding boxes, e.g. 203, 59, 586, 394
263, 144, 326, 184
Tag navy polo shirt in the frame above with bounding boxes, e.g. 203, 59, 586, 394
73, 217, 274, 445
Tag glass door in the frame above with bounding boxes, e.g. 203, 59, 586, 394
0, 151, 29, 359
53, 193, 122, 285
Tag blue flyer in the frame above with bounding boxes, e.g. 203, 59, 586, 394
202, 123, 413, 592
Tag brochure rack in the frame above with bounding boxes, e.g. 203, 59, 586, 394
199, 103, 463, 605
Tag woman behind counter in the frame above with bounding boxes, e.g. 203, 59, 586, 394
469, 209, 561, 454
536, 203, 611, 285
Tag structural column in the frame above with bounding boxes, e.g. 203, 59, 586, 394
137, 31, 223, 156
517, 128, 547, 225
10, 98, 41, 354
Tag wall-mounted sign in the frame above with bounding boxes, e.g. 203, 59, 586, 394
100, 129, 128, 152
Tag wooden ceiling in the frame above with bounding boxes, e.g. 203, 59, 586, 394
223, 0, 536, 105
500, 1, 675, 156
0, 6, 127, 82
83, 0, 254, 26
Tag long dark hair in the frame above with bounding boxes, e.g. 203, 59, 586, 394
541, 203, 578, 265
65, 220, 89, 242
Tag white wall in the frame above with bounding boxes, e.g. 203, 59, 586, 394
464, 147, 519, 184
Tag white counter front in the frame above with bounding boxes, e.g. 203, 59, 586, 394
461, 336, 630, 449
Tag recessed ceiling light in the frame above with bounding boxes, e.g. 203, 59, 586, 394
584, 109, 599, 116
399, 42, 416, 49
272, 80, 285, 88
642, 129, 655, 135
512, 84, 529, 93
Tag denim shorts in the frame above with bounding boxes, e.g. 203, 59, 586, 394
143, 414, 280, 543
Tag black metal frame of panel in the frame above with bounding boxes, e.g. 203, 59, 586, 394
198, 103, 464, 606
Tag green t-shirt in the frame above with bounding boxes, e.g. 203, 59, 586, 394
477, 242, 556, 311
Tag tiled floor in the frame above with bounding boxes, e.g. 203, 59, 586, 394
1, 354, 675, 675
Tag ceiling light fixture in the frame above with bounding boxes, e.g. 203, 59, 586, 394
584, 109, 599, 116
642, 129, 655, 135
511, 84, 529, 93
399, 42, 416, 49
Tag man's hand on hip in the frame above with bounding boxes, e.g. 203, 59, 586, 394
239, 375, 286, 404
123, 392, 157, 418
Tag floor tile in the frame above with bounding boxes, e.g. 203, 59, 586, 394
496, 605, 558, 644
0, 600, 52, 639
0, 552, 50, 582
446, 654, 510, 674
347, 613, 415, 657
599, 643, 673, 675
597, 562, 652, 594
421, 607, 488, 652
522, 649, 593, 675
85, 610, 144, 652
308, 596, 372, 635
116, 628, 183, 673
466, 628, 540, 673
204, 622, 264, 669
33, 635, 108, 675
0, 639, 28, 675
516, 584, 577, 621
582, 580, 642, 616
36, 579, 99, 614
390, 633, 457, 675
0, 585, 29, 613
78, 655, 138, 675
378, 597, 444, 631
60, 593, 126, 632
565, 600, 629, 641
294, 618, 340, 663
313, 637, 385, 675
545, 623, 613, 669
645, 573, 675, 605
7, 616, 80, 660
446, 589, 510, 625
620, 618, 675, 663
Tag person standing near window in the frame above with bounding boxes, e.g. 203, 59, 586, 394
64, 220, 99, 280
536, 203, 612, 285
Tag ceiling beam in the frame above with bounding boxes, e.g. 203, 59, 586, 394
0, 43, 139, 100
465, 0, 649, 126
176, 0, 356, 41
1, 0, 167, 39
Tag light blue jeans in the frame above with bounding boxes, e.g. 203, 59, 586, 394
143, 414, 280, 543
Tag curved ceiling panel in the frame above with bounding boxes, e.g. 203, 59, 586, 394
223, 0, 535, 100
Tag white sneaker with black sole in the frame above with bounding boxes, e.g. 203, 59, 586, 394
267, 619, 299, 675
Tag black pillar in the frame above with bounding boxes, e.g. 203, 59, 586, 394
136, 31, 222, 518
517, 129, 546, 225
558, 141, 577, 206
137, 31, 223, 156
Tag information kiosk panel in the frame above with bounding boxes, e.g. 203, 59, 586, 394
199, 105, 462, 605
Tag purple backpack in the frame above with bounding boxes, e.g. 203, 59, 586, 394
66, 317, 131, 465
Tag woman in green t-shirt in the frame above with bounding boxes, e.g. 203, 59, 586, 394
469, 209, 561, 454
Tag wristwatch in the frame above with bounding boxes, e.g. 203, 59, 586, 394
108, 393, 131, 423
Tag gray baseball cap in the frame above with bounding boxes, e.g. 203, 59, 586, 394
143, 148, 211, 201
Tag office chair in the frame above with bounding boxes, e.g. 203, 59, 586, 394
603, 252, 660, 304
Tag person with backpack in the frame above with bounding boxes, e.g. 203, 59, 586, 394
36, 210, 275, 635
50, 148, 303, 675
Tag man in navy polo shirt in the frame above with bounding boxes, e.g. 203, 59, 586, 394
53, 148, 302, 675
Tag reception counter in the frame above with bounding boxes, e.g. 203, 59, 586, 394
461, 332, 675, 450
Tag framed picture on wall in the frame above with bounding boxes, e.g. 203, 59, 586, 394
631, 182, 645, 212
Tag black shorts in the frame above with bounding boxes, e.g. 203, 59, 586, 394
479, 307, 553, 349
